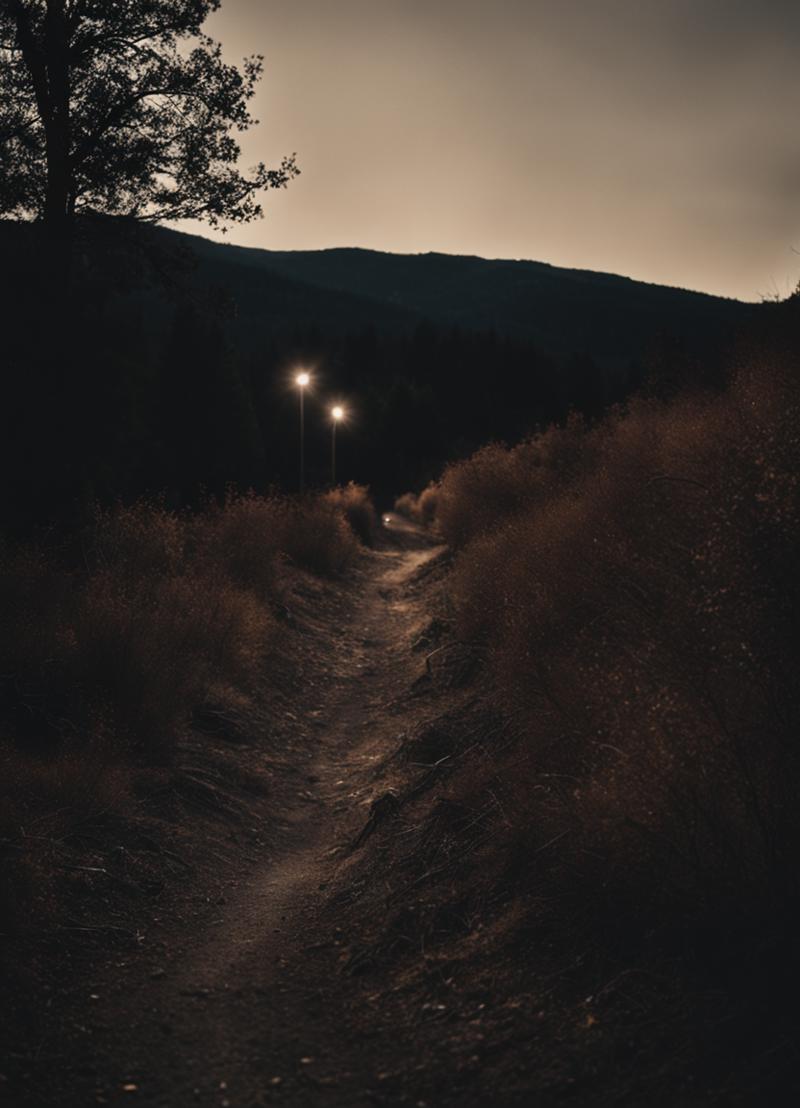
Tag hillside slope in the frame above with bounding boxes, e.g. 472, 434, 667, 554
0, 218, 763, 508
182, 230, 756, 362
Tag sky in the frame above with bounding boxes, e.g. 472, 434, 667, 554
182, 0, 800, 301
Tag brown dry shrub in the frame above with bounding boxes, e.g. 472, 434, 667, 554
0, 488, 360, 781
57, 500, 277, 763
200, 488, 363, 580
417, 483, 440, 526
0, 500, 274, 772
324, 483, 378, 546
194, 491, 286, 601
394, 482, 440, 528
87, 500, 186, 580
393, 491, 417, 520
0, 487, 365, 940
446, 363, 800, 930
62, 568, 273, 764
436, 413, 600, 549
278, 497, 360, 576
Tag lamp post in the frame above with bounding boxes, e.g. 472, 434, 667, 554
331, 405, 344, 486
295, 371, 310, 491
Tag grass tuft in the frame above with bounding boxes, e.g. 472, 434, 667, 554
431, 360, 800, 943
0, 487, 374, 935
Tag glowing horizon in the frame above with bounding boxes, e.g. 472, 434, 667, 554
179, 0, 800, 303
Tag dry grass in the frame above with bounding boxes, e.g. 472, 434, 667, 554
277, 496, 361, 575
0, 488, 371, 934
324, 482, 379, 547
434, 413, 597, 549
433, 360, 800, 942
394, 482, 440, 528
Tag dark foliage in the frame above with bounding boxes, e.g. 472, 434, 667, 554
0, 0, 296, 230
0, 218, 758, 532
0, 489, 366, 932
430, 342, 800, 963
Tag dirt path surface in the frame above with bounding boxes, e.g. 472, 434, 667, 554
21, 517, 455, 1108
8, 516, 773, 1108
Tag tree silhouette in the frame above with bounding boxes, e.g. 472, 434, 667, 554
0, 0, 296, 240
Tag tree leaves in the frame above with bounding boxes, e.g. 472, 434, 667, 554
0, 0, 298, 226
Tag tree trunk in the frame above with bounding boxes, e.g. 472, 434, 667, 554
10, 1, 71, 224
42, 0, 72, 278
10, 0, 73, 276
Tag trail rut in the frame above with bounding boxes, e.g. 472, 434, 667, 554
43, 520, 443, 1108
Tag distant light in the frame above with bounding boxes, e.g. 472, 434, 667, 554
383, 515, 391, 525
332, 405, 344, 421
296, 371, 310, 387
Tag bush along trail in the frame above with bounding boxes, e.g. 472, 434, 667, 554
2, 506, 468, 1107
4, 506, 623, 1108
4, 344, 800, 1106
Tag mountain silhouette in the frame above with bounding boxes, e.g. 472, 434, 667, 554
179, 230, 755, 362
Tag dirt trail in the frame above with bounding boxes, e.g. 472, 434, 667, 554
46, 518, 444, 1108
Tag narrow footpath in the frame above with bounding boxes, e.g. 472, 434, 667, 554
34, 517, 450, 1108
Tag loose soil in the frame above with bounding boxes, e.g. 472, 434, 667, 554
3, 516, 787, 1107
4, 518, 482, 1107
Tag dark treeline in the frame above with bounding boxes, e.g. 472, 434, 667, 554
257, 320, 645, 498
1, 218, 747, 533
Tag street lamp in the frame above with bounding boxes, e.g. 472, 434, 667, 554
331, 405, 344, 486
295, 371, 310, 491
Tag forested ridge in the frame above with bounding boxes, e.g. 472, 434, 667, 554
0, 217, 758, 527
